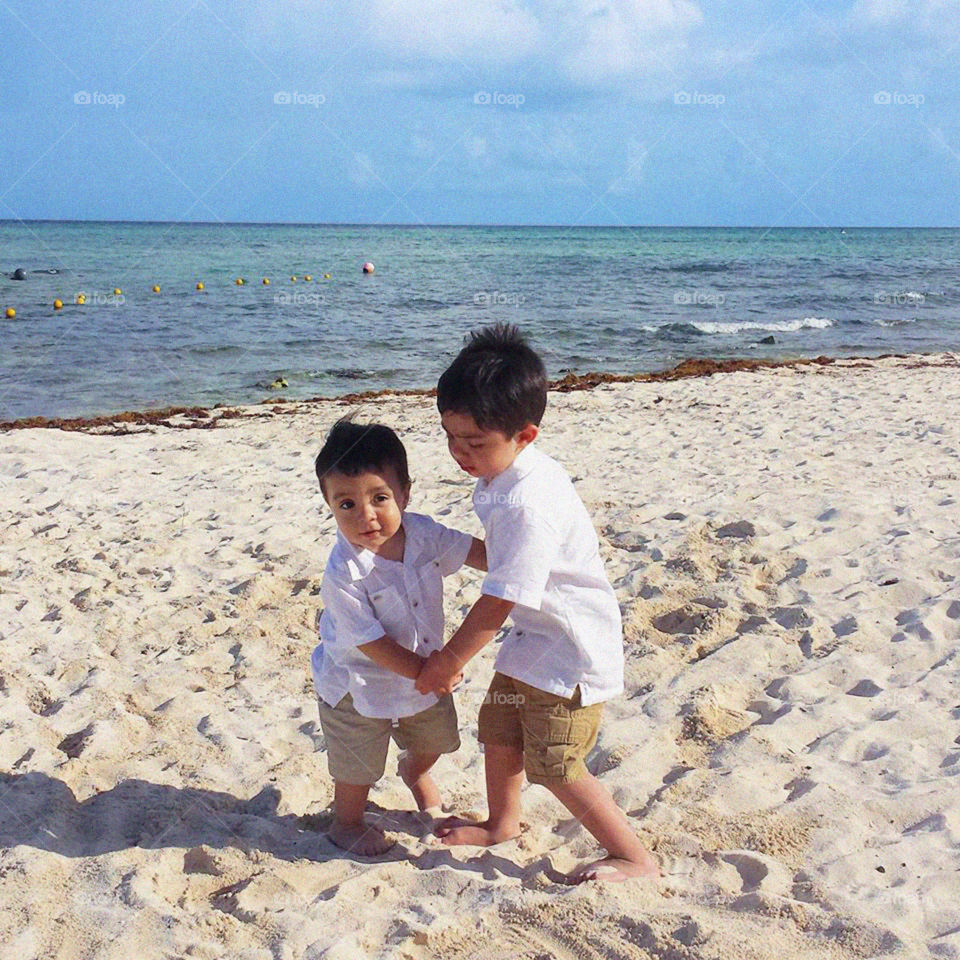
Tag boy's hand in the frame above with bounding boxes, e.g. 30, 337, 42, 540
415, 649, 461, 696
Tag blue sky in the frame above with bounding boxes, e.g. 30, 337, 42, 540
1, 0, 958, 225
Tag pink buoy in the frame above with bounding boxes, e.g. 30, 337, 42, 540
362, 261, 375, 274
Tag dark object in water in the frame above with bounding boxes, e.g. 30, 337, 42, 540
759, 335, 776, 344
12, 268, 26, 280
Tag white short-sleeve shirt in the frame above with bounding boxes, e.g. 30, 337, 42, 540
311, 511, 473, 719
473, 444, 624, 706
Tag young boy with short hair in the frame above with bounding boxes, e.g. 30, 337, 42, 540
416, 324, 659, 882
312, 417, 485, 856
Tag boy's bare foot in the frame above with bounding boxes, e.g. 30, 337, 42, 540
328, 820, 395, 857
397, 752, 441, 812
435, 817, 520, 847
570, 854, 660, 883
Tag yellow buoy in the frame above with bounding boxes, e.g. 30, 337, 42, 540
262, 278, 270, 285
53, 299, 63, 310
290, 276, 297, 282
75, 294, 86, 305
4, 307, 15, 319
235, 277, 245, 285
304, 274, 313, 282
196, 282, 204, 291
113, 288, 122, 296
323, 273, 331, 279
152, 285, 161, 293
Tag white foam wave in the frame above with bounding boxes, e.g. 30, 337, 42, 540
871, 316, 918, 327
688, 317, 835, 334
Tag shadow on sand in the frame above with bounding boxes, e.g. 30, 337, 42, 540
0, 772, 568, 885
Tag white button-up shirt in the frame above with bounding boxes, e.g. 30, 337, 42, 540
311, 512, 473, 719
473, 444, 623, 706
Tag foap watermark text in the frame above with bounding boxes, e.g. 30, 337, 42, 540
675, 91, 725, 107
674, 290, 725, 306
74, 91, 125, 108
474, 91, 525, 108
274, 91, 325, 107
874, 91, 924, 107
274, 291, 325, 307
473, 291, 526, 307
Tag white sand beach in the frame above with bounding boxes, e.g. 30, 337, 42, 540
1, 351, 958, 959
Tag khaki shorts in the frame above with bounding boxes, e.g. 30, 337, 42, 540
477, 672, 603, 785
317, 692, 460, 786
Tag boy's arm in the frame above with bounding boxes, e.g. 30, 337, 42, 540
414, 594, 514, 694
357, 635, 425, 680
464, 537, 487, 571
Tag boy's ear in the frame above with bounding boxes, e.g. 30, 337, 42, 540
516, 424, 539, 446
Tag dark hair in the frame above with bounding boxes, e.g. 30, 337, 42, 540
314, 416, 410, 498
436, 323, 547, 436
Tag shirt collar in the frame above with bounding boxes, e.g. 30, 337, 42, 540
334, 530, 377, 581
479, 443, 539, 493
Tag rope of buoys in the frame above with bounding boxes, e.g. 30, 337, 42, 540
9, 273, 341, 319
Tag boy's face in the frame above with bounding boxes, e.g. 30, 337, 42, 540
441, 410, 538, 481
323, 466, 410, 555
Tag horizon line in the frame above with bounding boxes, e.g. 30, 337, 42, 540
1, 219, 956, 230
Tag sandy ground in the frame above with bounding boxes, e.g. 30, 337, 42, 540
1, 351, 958, 960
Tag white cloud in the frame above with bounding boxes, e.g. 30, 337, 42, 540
848, 0, 960, 38
361, 0, 704, 84
549, 0, 704, 85
850, 0, 915, 26
365, 0, 541, 62
241, 0, 710, 91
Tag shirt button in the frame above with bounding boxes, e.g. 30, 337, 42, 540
413, 601, 418, 607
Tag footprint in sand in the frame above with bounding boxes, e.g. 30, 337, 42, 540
714, 520, 757, 539
847, 679, 883, 697
772, 606, 813, 629
652, 608, 709, 635
831, 615, 858, 638
720, 851, 770, 893
57, 724, 94, 758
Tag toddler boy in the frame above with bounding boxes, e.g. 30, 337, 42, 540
312, 417, 485, 855
416, 325, 659, 882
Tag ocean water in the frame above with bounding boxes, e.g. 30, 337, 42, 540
1, 222, 958, 422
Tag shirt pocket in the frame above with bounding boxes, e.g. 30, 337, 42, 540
368, 585, 405, 635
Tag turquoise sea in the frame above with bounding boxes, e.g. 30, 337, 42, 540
1, 222, 958, 421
